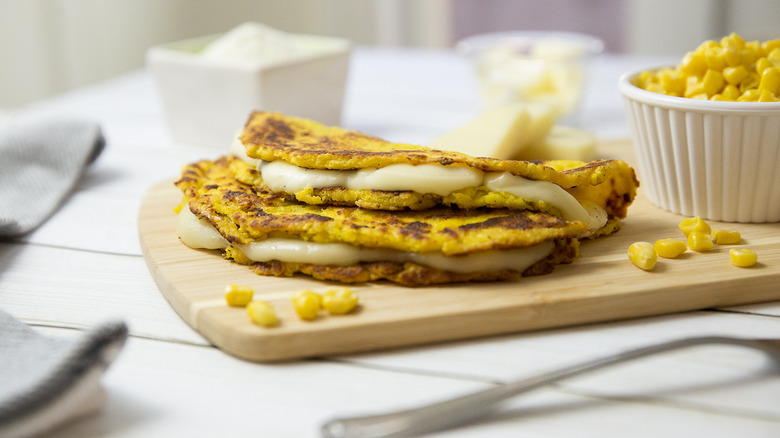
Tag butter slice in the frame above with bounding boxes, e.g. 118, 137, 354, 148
515, 125, 597, 162
428, 102, 555, 159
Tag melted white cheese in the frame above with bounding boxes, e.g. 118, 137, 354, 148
176, 207, 230, 249
175, 208, 554, 273
483, 172, 605, 229
229, 130, 259, 166
257, 159, 607, 230
260, 160, 483, 197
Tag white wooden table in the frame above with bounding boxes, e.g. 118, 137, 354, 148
2, 47, 780, 437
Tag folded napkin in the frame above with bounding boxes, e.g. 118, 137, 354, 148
0, 310, 128, 438
0, 115, 122, 436
0, 115, 105, 237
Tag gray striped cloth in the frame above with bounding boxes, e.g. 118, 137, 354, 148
0, 310, 127, 437
0, 115, 125, 436
0, 115, 105, 237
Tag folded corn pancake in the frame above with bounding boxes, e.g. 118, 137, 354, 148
174, 156, 583, 286
239, 111, 638, 237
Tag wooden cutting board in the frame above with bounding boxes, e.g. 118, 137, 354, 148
138, 141, 780, 362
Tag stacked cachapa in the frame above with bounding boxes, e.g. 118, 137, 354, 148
175, 111, 638, 286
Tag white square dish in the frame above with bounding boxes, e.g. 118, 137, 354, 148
147, 29, 351, 149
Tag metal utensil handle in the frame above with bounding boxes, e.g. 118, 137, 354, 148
321, 336, 780, 438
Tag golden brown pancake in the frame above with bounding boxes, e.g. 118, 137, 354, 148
239, 111, 639, 219
174, 156, 583, 286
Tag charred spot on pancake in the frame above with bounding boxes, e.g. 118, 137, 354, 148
300, 213, 334, 222
559, 160, 610, 173
251, 116, 296, 144
400, 221, 432, 239
457, 213, 567, 232
439, 228, 458, 238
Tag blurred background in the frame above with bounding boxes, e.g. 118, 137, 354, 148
1, 0, 779, 109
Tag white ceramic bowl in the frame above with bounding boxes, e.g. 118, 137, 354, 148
619, 69, 780, 223
147, 31, 351, 149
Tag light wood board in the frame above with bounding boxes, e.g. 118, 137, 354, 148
139, 142, 780, 362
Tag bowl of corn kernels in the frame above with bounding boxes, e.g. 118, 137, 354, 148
618, 32, 780, 223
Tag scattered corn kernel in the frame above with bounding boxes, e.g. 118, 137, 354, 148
636, 33, 780, 102
628, 242, 657, 271
291, 290, 322, 321
322, 288, 359, 315
687, 230, 714, 252
730, 248, 758, 267
653, 238, 688, 259
678, 216, 711, 237
246, 301, 277, 327
224, 284, 254, 307
712, 229, 742, 245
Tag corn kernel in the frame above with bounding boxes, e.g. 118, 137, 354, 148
738, 89, 761, 102
291, 290, 322, 321
628, 242, 657, 271
696, 39, 720, 52
224, 284, 254, 307
722, 84, 740, 99
712, 229, 741, 245
761, 39, 780, 56
246, 301, 277, 327
723, 65, 749, 85
768, 47, 780, 64
687, 230, 714, 252
740, 48, 758, 67
701, 69, 725, 96
758, 89, 779, 102
739, 72, 760, 92
322, 288, 359, 315
684, 76, 705, 97
726, 32, 746, 50
653, 238, 687, 259
679, 216, 711, 237
756, 57, 773, 74
730, 249, 758, 267
723, 47, 742, 67
681, 52, 707, 77
636, 34, 780, 102
705, 48, 727, 70
660, 71, 685, 95
759, 67, 780, 94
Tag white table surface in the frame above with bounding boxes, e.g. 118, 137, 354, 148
2, 47, 780, 438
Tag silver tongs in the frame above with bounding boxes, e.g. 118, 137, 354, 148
321, 336, 780, 438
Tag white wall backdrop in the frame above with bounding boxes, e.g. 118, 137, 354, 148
1, 0, 778, 108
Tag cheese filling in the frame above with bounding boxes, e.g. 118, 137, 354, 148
176, 207, 555, 274
260, 160, 483, 197
257, 159, 607, 230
